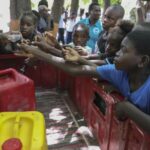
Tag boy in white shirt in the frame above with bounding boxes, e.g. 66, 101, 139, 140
66, 12, 77, 44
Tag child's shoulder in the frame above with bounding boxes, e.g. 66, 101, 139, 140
78, 18, 89, 24
84, 45, 92, 54
145, 76, 150, 89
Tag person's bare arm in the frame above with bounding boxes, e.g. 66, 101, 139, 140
78, 57, 98, 67
33, 41, 63, 57
115, 100, 150, 134
19, 44, 99, 77
83, 54, 100, 60
63, 47, 97, 67
136, 0, 145, 23
88, 59, 106, 66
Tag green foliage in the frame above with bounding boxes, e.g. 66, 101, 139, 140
111, 0, 122, 4
31, 2, 35, 8
82, 0, 103, 6
82, 0, 122, 6
98, 0, 103, 6
82, 0, 90, 5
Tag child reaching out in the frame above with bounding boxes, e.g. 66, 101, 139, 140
31, 23, 92, 57
93, 20, 134, 65
15, 11, 41, 71
20, 11, 39, 41
65, 23, 92, 56
0, 11, 39, 54
88, 4, 125, 59
70, 20, 134, 66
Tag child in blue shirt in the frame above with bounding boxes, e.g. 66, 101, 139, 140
79, 2, 103, 51
19, 23, 150, 133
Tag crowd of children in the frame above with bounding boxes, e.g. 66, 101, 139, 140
0, 0, 150, 134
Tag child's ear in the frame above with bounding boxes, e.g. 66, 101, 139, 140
138, 55, 150, 68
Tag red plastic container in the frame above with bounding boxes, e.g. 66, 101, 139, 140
0, 68, 36, 111
0, 55, 25, 71
40, 62, 58, 88
79, 77, 92, 117
88, 80, 115, 150
2, 138, 22, 150
67, 76, 92, 118
143, 134, 150, 150
125, 121, 145, 150
123, 121, 150, 150
108, 91, 127, 150
25, 61, 58, 88
68, 76, 80, 105
58, 70, 74, 90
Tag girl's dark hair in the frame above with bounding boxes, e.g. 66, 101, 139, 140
107, 20, 134, 56
127, 23, 150, 56
88, 2, 100, 12
109, 19, 134, 41
32, 10, 40, 20
20, 11, 38, 26
116, 19, 134, 35
73, 23, 89, 35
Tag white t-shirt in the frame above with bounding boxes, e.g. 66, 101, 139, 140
66, 19, 77, 32
58, 13, 66, 28
146, 11, 150, 22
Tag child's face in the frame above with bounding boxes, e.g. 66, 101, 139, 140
105, 32, 121, 56
70, 13, 77, 19
73, 31, 89, 46
20, 16, 35, 39
102, 8, 119, 31
114, 37, 141, 71
40, 9, 49, 18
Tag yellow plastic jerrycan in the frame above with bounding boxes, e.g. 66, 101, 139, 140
0, 111, 48, 150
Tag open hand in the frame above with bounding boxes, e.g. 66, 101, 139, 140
43, 31, 61, 49
32, 35, 54, 53
74, 46, 88, 56
14, 43, 34, 58
63, 47, 81, 62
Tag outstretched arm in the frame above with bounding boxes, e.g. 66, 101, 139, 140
115, 101, 150, 134
78, 57, 107, 66
33, 40, 62, 57
62, 47, 101, 67
136, 0, 145, 23
83, 54, 100, 60
19, 44, 99, 77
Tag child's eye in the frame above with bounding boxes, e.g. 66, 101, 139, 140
107, 16, 111, 20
